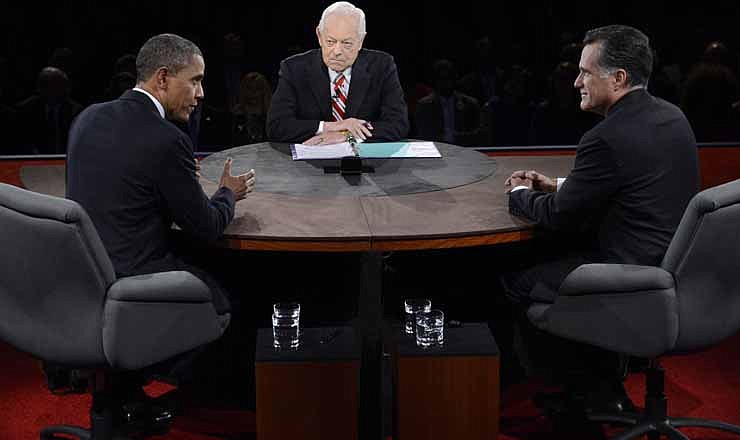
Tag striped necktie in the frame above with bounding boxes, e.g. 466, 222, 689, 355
331, 73, 347, 121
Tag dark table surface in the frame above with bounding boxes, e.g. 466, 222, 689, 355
196, 142, 575, 251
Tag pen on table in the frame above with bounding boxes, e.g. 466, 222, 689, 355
320, 328, 342, 344
345, 130, 359, 157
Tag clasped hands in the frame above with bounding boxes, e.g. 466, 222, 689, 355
505, 169, 556, 193
304, 118, 374, 146
219, 158, 256, 201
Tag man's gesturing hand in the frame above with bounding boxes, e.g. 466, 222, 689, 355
219, 158, 256, 201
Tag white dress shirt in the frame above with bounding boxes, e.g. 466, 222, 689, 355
132, 87, 165, 119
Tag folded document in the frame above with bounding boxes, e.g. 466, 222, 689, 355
291, 141, 441, 160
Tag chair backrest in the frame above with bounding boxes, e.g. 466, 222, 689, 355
662, 178, 740, 352
0, 183, 116, 366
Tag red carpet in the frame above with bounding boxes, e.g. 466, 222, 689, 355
2, 333, 740, 439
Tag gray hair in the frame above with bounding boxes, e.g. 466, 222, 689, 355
135, 33, 202, 83
583, 25, 653, 87
318, 2, 366, 38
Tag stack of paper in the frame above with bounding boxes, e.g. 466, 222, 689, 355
291, 141, 441, 160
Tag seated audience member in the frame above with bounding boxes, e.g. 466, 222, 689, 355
457, 36, 499, 105
530, 61, 599, 145
267, 1, 409, 145
559, 41, 583, 65
415, 59, 483, 147
103, 71, 137, 101
15, 66, 84, 154
47, 47, 85, 103
66, 33, 257, 412
648, 46, 682, 105
500, 25, 698, 415
681, 40, 740, 142
232, 71, 272, 146
114, 53, 138, 76
483, 64, 537, 146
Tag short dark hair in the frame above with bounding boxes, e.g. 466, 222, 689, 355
583, 25, 653, 87
135, 33, 202, 83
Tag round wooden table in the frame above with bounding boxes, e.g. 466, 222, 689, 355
197, 142, 574, 252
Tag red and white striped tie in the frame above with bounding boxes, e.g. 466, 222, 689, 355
331, 73, 347, 121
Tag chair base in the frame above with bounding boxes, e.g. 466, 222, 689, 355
39, 377, 172, 440
588, 361, 740, 440
611, 418, 740, 440
41, 425, 92, 440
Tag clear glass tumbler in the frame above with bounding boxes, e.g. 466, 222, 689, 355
415, 309, 444, 347
272, 302, 301, 349
404, 298, 432, 334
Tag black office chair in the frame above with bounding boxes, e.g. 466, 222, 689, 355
0, 182, 230, 439
527, 178, 740, 440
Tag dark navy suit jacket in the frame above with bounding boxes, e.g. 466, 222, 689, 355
66, 90, 235, 278
509, 89, 699, 266
267, 48, 409, 143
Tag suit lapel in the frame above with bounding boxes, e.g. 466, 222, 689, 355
345, 50, 369, 117
308, 51, 331, 120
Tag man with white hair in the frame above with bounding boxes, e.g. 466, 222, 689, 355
267, 1, 409, 144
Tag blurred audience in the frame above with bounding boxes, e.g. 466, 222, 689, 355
101, 54, 138, 102
530, 61, 599, 145
47, 47, 86, 104
648, 46, 682, 105
483, 64, 537, 146
458, 36, 500, 105
0, 56, 20, 155
5, 31, 740, 156
103, 71, 137, 101
15, 66, 83, 154
681, 40, 740, 142
415, 59, 483, 147
232, 72, 272, 146
223, 32, 246, 113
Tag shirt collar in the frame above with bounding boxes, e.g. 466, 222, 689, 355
328, 67, 352, 85
132, 87, 165, 119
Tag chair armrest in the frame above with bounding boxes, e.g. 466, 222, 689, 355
108, 271, 212, 303
102, 271, 227, 370
528, 264, 679, 358
559, 264, 674, 296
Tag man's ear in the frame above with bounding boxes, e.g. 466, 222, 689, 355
154, 66, 169, 90
316, 27, 323, 46
613, 69, 628, 90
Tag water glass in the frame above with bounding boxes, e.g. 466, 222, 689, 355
272, 314, 300, 349
272, 302, 301, 350
404, 298, 432, 334
415, 309, 444, 347
273, 302, 301, 318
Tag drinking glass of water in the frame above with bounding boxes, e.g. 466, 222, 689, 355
415, 309, 444, 347
404, 298, 431, 335
273, 302, 301, 350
